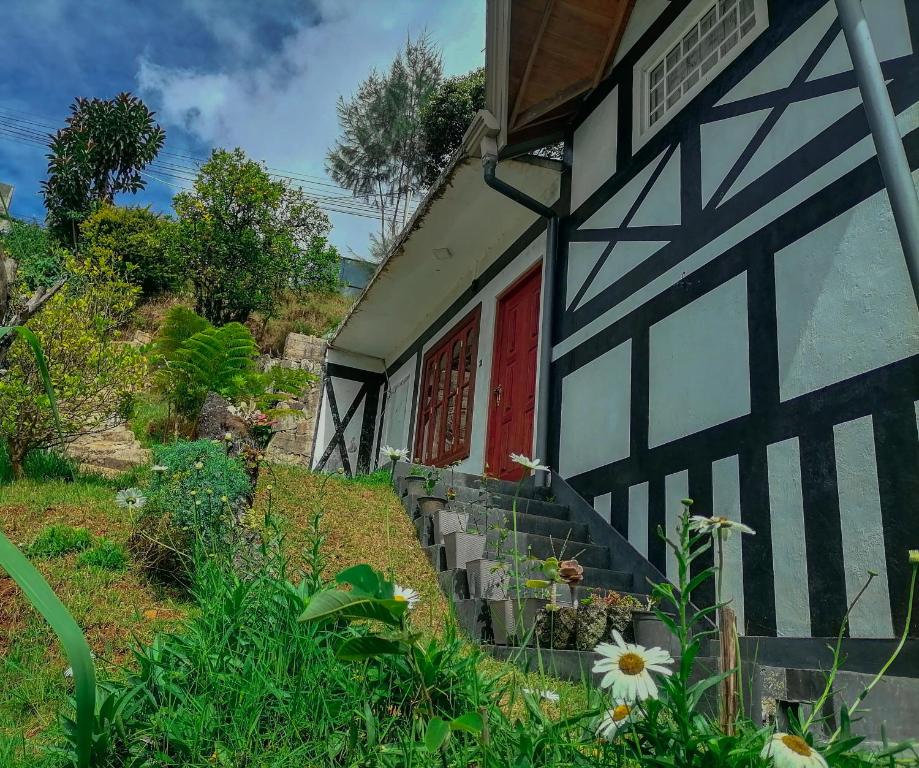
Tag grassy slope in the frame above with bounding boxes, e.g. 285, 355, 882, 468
259, 465, 590, 713
0, 477, 189, 747
0, 463, 588, 760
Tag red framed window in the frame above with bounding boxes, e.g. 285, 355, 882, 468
414, 306, 481, 466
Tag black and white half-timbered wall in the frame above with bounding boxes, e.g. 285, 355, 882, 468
313, 0, 919, 645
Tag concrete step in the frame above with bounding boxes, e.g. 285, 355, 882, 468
481, 530, 609, 569
449, 486, 569, 519
459, 505, 589, 542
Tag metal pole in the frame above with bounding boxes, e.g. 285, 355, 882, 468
835, 0, 919, 304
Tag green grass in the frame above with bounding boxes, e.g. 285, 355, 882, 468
27, 525, 92, 558
77, 539, 127, 571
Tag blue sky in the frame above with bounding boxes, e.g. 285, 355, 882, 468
0, 0, 485, 258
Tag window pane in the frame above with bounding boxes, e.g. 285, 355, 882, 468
701, 51, 719, 75
721, 31, 739, 56
740, 0, 754, 20
719, 0, 737, 15
682, 28, 699, 55
444, 393, 456, 452
464, 330, 476, 384
700, 7, 718, 36
740, 13, 756, 37
450, 340, 461, 395
650, 61, 665, 88
666, 43, 681, 71
459, 386, 470, 443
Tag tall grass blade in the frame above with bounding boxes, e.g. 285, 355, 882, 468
0, 530, 96, 767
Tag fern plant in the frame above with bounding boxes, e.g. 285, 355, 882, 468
155, 307, 260, 417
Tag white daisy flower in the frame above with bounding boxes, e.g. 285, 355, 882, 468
522, 688, 560, 703
593, 630, 673, 701
393, 585, 420, 609
689, 515, 755, 538
510, 454, 549, 472
596, 702, 640, 741
761, 733, 828, 768
381, 446, 410, 462
115, 488, 146, 510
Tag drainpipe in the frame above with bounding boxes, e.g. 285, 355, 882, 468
482, 143, 558, 487
835, 0, 919, 304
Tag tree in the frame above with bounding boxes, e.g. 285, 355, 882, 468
172, 148, 338, 325
419, 68, 486, 187
79, 204, 182, 296
0, 222, 69, 368
327, 33, 442, 259
42, 93, 165, 247
0, 266, 146, 477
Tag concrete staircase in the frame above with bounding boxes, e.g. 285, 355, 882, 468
394, 464, 665, 683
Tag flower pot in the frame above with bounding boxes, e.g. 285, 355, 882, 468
631, 610, 677, 654
401, 475, 425, 497
534, 604, 578, 650
575, 602, 609, 651
432, 509, 469, 545
465, 558, 509, 600
488, 597, 549, 646
443, 531, 486, 570
417, 496, 447, 516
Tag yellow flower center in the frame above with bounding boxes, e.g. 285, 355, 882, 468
394, 595, 407, 602
611, 704, 631, 722
618, 652, 645, 676
781, 735, 813, 757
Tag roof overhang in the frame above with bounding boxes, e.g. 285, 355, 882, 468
486, 0, 635, 152
330, 112, 561, 364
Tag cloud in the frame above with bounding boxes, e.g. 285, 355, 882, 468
136, 0, 486, 257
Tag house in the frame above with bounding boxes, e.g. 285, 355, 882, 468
339, 255, 376, 298
313, 0, 919, 663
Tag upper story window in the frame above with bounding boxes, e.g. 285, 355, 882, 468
635, 0, 768, 147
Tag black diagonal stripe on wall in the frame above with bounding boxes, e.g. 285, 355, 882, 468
799, 426, 848, 638
704, 20, 842, 212
873, 402, 919, 638
314, 377, 355, 474
739, 443, 776, 636
568, 144, 678, 313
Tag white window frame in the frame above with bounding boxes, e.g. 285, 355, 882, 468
632, 0, 769, 151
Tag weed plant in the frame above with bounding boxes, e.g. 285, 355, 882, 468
77, 539, 127, 571
28, 525, 93, 558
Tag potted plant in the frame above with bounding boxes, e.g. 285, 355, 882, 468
416, 467, 447, 515
603, 590, 643, 643
401, 464, 425, 498
489, 590, 549, 646
631, 594, 677, 653
575, 593, 608, 651
531, 557, 583, 650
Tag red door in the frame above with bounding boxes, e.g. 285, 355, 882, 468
485, 264, 542, 481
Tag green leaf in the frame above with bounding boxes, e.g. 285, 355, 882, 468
449, 712, 483, 734
297, 589, 405, 626
0, 530, 95, 768
335, 635, 407, 660
424, 717, 450, 752
335, 564, 382, 597
524, 579, 550, 589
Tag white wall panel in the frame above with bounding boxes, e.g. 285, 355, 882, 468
571, 85, 618, 211
648, 273, 751, 447
833, 416, 894, 638
774, 174, 919, 402
559, 339, 631, 477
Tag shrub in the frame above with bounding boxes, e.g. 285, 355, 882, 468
130, 440, 252, 582
154, 307, 261, 418
0, 269, 147, 477
249, 289, 351, 355
78, 539, 128, 571
28, 525, 92, 557
78, 204, 182, 296
22, 449, 75, 481
0, 219, 67, 290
